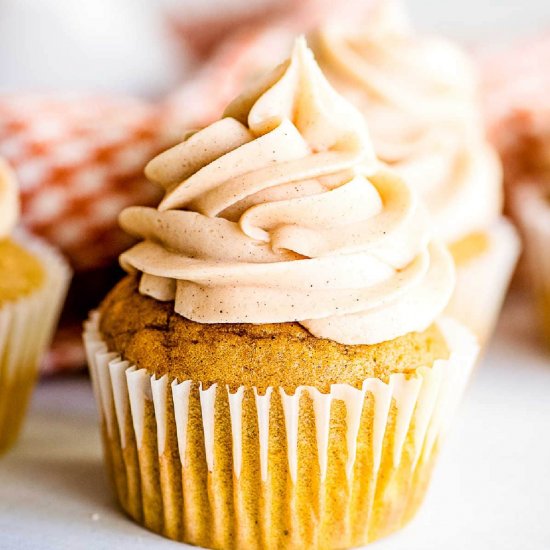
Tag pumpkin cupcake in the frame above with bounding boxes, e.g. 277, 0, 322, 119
480, 35, 550, 349
0, 159, 70, 452
311, 0, 520, 346
84, 39, 478, 548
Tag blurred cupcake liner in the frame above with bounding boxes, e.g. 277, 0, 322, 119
446, 218, 521, 348
512, 184, 550, 348
84, 315, 477, 548
0, 231, 71, 452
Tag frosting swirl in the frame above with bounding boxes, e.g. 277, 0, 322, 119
0, 158, 20, 239
312, 1, 502, 243
119, 38, 454, 345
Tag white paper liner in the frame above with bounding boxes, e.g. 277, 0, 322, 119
513, 185, 550, 345
445, 217, 520, 347
0, 231, 71, 450
84, 312, 478, 547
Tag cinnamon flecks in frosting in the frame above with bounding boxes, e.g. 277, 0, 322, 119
311, 0, 502, 244
119, 38, 455, 345
0, 158, 20, 239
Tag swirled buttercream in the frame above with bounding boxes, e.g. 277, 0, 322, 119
119, 38, 454, 345
311, 1, 502, 243
0, 158, 20, 239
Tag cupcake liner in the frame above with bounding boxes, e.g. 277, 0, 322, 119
512, 184, 550, 347
84, 314, 478, 548
0, 231, 71, 452
445, 217, 520, 348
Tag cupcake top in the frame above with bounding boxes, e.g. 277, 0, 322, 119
311, 1, 502, 244
0, 159, 44, 303
119, 38, 454, 346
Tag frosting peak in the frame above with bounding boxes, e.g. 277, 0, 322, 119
120, 39, 454, 345
224, 37, 373, 157
0, 158, 20, 239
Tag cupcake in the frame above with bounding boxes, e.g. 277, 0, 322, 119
310, 0, 520, 346
0, 159, 70, 452
479, 36, 550, 348
84, 39, 478, 548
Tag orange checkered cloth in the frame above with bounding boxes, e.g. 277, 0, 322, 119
0, 94, 168, 270
0, 94, 171, 372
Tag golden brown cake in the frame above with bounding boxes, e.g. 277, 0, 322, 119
100, 276, 450, 391
0, 159, 71, 453
83, 39, 478, 548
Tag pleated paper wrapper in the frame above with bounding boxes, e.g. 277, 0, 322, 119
0, 232, 71, 452
513, 185, 550, 348
446, 217, 520, 348
84, 315, 478, 549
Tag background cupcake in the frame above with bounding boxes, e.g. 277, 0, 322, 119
84, 40, 478, 548
0, 159, 70, 452
310, 0, 520, 347
480, 35, 550, 348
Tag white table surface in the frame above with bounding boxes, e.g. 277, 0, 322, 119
1, 295, 549, 550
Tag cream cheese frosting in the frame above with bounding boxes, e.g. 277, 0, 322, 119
0, 158, 20, 239
119, 38, 455, 345
311, 0, 503, 244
